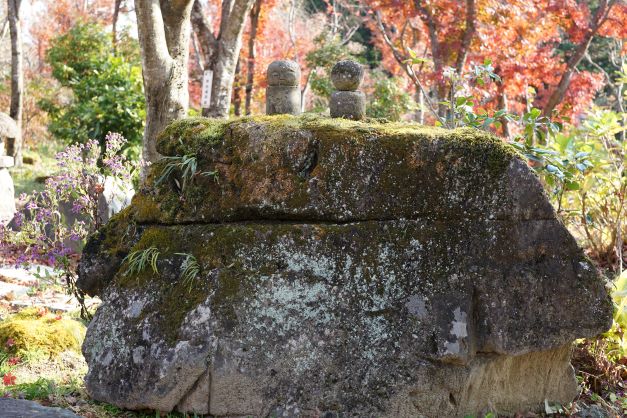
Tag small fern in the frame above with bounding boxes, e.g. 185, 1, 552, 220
122, 246, 160, 276
176, 253, 201, 291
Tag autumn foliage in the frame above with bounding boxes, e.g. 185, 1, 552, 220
6, 0, 627, 125
368, 0, 627, 120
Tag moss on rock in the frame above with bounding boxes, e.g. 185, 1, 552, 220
156, 117, 231, 156
136, 114, 529, 225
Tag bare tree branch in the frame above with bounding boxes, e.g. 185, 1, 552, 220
542, 0, 618, 116
374, 11, 444, 125
190, 0, 218, 67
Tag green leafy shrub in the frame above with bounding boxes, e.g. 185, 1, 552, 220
366, 72, 413, 121
540, 110, 625, 267
511, 107, 625, 269
607, 271, 627, 360
40, 23, 145, 156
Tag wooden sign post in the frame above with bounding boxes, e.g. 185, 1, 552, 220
201, 70, 213, 116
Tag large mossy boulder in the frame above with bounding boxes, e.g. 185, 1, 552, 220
78, 115, 612, 417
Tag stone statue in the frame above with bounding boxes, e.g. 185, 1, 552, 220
0, 112, 18, 157
330, 60, 365, 120
266, 60, 301, 115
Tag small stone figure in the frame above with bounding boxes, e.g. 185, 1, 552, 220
266, 60, 302, 115
330, 60, 365, 120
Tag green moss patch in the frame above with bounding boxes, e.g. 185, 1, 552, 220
156, 117, 231, 156
134, 114, 524, 225
0, 309, 86, 357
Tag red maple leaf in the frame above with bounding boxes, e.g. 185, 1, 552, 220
2, 373, 16, 386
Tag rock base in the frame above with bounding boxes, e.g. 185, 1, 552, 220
0, 398, 80, 418
173, 345, 576, 417
266, 85, 301, 115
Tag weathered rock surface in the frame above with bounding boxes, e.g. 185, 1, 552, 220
0, 398, 81, 418
78, 115, 612, 417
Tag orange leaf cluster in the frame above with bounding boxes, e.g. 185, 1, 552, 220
368, 0, 627, 119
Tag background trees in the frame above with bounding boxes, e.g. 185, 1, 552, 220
191, 0, 255, 118
367, 0, 627, 123
7, 0, 22, 166
134, 0, 194, 164
0, 0, 625, 163
40, 23, 144, 157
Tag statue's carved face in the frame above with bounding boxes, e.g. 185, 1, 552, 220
267, 61, 300, 86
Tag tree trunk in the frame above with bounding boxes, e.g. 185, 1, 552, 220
8, 0, 23, 166
233, 57, 242, 116
414, 1, 447, 117
541, 34, 595, 116
192, 0, 255, 118
112, 0, 122, 53
134, 0, 194, 166
244, 0, 261, 115
455, 0, 476, 73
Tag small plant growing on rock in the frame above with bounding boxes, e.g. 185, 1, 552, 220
155, 154, 198, 190
122, 246, 160, 276
155, 153, 218, 192
176, 253, 201, 292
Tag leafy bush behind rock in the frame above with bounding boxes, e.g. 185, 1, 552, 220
39, 23, 145, 158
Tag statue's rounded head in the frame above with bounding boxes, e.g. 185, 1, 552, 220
267, 60, 301, 87
331, 60, 364, 91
